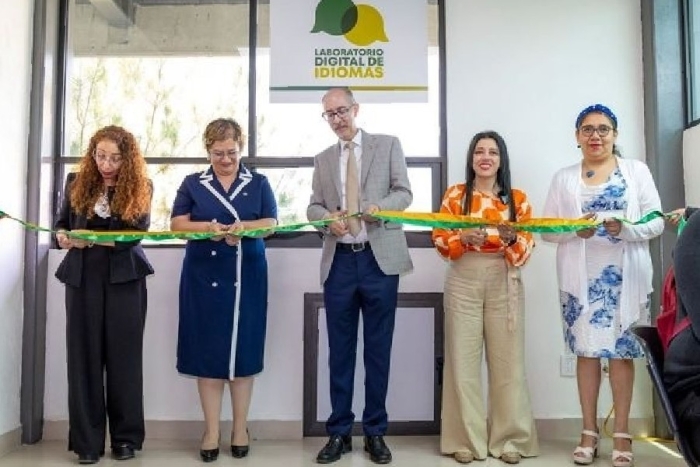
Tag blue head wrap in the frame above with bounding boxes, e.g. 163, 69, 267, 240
575, 104, 618, 129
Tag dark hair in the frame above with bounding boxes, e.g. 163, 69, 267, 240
462, 131, 516, 222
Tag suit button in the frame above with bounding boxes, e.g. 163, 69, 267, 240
212, 282, 218, 287
211, 251, 217, 256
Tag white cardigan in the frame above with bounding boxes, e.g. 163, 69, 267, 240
542, 157, 664, 334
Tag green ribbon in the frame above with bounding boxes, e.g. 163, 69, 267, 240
0, 209, 676, 241
372, 210, 668, 233
0, 210, 341, 241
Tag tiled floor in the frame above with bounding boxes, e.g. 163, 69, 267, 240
0, 436, 687, 466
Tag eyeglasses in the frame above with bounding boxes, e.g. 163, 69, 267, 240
93, 152, 123, 165
210, 150, 240, 160
579, 125, 613, 137
321, 106, 353, 122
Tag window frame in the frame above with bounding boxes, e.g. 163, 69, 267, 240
52, 0, 447, 249
684, 0, 700, 128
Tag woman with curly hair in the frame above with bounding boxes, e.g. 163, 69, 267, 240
54, 125, 154, 465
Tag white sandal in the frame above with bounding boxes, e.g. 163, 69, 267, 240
572, 429, 599, 465
612, 432, 634, 467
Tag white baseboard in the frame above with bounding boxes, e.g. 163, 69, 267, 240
0, 428, 21, 457
43, 420, 302, 441
536, 417, 654, 440
42, 417, 653, 441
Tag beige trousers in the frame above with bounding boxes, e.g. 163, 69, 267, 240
440, 253, 539, 459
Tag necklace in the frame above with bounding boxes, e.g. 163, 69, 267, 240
94, 191, 111, 218
474, 181, 498, 195
583, 156, 615, 179
475, 188, 497, 196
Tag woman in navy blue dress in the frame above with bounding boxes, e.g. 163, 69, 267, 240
170, 118, 277, 462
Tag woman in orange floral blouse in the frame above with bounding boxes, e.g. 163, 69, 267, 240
433, 131, 538, 465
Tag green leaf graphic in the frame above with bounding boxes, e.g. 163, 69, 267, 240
310, 0, 358, 35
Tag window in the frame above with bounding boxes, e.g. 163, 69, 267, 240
685, 0, 700, 125
58, 0, 445, 245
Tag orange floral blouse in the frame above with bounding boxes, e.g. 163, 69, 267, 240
432, 184, 534, 267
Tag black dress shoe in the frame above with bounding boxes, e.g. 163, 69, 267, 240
231, 429, 250, 458
200, 447, 219, 462
364, 435, 392, 464
230, 443, 249, 458
316, 434, 352, 464
111, 444, 135, 461
77, 453, 100, 464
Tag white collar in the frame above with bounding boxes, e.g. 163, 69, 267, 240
338, 129, 362, 149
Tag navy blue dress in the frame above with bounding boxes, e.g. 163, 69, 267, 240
172, 165, 277, 379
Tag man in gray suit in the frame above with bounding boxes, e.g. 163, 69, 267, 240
307, 87, 413, 465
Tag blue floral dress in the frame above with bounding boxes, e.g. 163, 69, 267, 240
560, 168, 647, 359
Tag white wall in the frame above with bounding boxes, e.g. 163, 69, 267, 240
0, 2, 32, 437
45, 248, 446, 423
682, 125, 700, 206
445, 0, 649, 419
44, 0, 652, 430
445, 0, 646, 186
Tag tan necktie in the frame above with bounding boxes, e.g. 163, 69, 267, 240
345, 141, 361, 237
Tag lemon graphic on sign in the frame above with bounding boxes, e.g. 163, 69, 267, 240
344, 4, 388, 47
310, 0, 389, 47
310, 0, 358, 36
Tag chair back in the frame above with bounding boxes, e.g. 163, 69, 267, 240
631, 325, 699, 466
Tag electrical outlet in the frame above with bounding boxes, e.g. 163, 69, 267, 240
560, 354, 577, 377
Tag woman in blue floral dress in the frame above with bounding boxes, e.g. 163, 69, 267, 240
543, 105, 664, 467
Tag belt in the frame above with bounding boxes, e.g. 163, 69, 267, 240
336, 241, 370, 252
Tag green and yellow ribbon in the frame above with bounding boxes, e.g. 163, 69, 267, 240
0, 210, 338, 242
373, 210, 669, 233
0, 209, 677, 242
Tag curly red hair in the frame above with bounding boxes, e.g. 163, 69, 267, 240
70, 125, 151, 223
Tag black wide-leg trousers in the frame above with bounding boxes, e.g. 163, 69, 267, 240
65, 246, 147, 456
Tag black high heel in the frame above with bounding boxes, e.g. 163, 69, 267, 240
200, 433, 220, 463
231, 429, 249, 458
200, 447, 219, 463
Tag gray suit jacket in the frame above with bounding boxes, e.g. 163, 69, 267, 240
307, 130, 414, 285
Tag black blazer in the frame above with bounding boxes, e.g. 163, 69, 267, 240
54, 172, 155, 287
